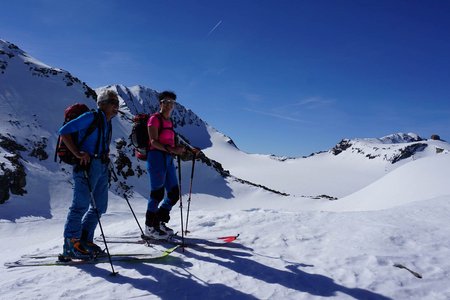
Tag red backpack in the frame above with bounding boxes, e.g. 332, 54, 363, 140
54, 103, 100, 165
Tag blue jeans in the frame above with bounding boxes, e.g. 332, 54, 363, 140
63, 159, 109, 242
146, 150, 179, 212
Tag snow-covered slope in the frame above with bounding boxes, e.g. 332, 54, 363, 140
0, 39, 97, 205
204, 131, 450, 198
1, 39, 450, 299
325, 154, 450, 211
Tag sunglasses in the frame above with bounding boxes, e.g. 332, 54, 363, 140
161, 99, 176, 104
108, 99, 119, 106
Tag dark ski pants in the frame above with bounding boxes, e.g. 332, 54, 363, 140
146, 150, 179, 213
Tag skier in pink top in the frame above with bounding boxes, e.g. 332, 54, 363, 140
144, 91, 187, 239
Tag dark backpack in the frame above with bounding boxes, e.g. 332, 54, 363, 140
55, 103, 100, 165
130, 112, 174, 161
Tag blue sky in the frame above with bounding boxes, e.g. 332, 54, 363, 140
2, 0, 450, 156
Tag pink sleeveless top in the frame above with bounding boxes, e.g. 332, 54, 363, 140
147, 114, 175, 150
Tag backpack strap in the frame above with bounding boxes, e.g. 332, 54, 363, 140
54, 135, 61, 162
154, 112, 174, 136
106, 120, 112, 151
93, 111, 102, 156
78, 111, 99, 145
101, 118, 112, 156
81, 111, 111, 158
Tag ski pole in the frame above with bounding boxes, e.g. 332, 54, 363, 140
83, 170, 118, 276
123, 194, 152, 247
109, 161, 118, 182
108, 161, 150, 246
177, 155, 185, 251
184, 153, 196, 235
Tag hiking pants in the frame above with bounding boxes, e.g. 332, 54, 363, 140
146, 150, 179, 213
64, 158, 108, 242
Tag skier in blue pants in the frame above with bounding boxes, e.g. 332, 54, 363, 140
144, 91, 187, 239
59, 90, 119, 257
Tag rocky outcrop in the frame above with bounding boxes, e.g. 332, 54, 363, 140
329, 134, 432, 164
379, 133, 423, 144
0, 136, 27, 204
331, 139, 352, 155
0, 42, 18, 74
0, 134, 51, 203
114, 139, 135, 179
431, 134, 441, 141
28, 137, 49, 161
391, 143, 428, 164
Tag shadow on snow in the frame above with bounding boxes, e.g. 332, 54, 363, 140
73, 240, 392, 299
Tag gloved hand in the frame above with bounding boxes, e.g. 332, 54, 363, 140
74, 161, 91, 173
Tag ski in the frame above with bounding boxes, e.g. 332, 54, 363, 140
21, 251, 163, 259
94, 235, 188, 247
96, 233, 239, 245
92, 234, 239, 250
5, 245, 179, 268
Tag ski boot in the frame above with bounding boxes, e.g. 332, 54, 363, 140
160, 222, 175, 236
59, 238, 92, 261
81, 240, 105, 257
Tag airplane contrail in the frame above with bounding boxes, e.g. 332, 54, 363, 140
207, 20, 223, 36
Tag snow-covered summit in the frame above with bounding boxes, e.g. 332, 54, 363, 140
378, 132, 423, 144
0, 39, 95, 99
0, 40, 98, 203
328, 132, 446, 165
0, 39, 96, 135
1, 39, 52, 70
97, 84, 214, 149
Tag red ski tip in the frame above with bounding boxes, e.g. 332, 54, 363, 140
217, 234, 239, 243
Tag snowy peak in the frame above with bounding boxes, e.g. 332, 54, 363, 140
330, 133, 449, 164
378, 133, 423, 144
98, 84, 220, 150
0, 40, 99, 203
99, 84, 205, 128
104, 84, 160, 116
0, 39, 97, 138
0, 39, 97, 124
0, 39, 96, 100
1, 39, 55, 71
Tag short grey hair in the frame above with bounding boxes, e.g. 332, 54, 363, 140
97, 90, 119, 106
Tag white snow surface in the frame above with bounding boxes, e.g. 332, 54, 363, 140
1, 39, 450, 299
